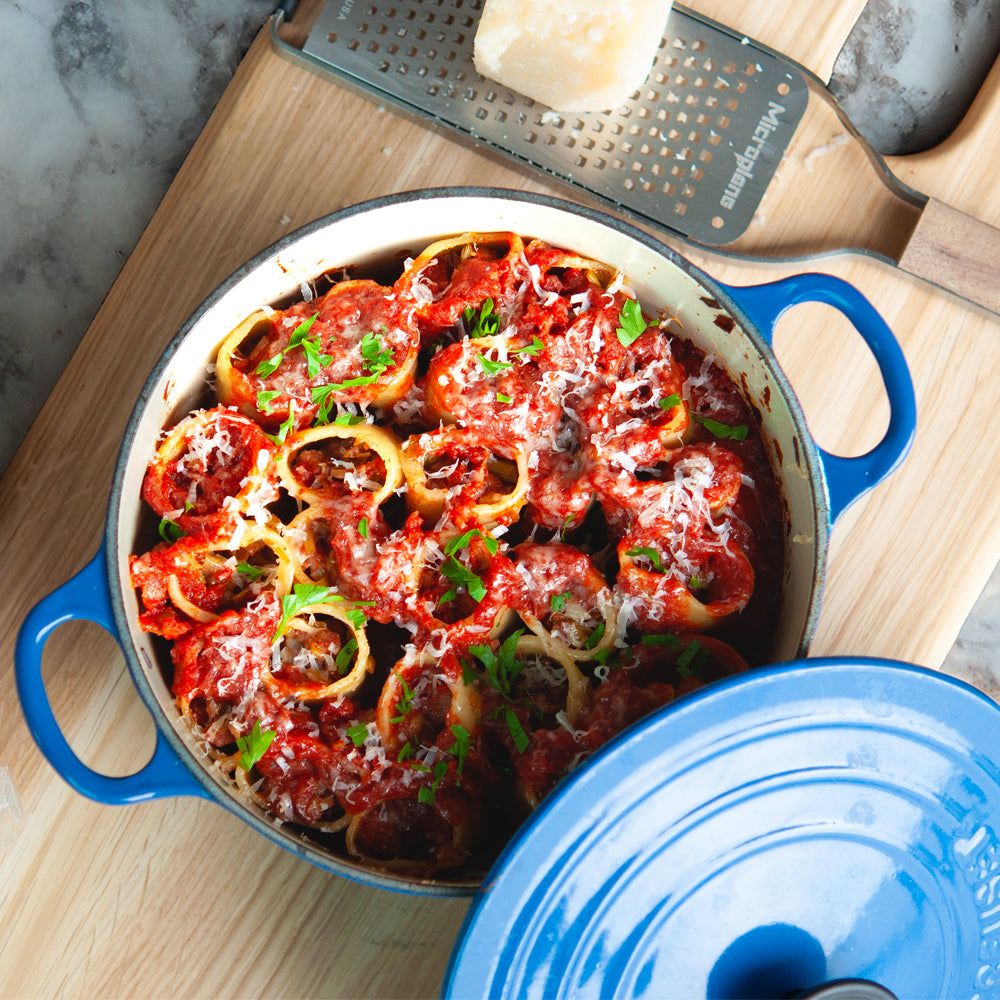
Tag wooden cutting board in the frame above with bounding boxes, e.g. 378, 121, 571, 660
4, 2, 1000, 996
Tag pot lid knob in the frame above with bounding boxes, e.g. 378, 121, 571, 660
794, 980, 898, 1000
705, 925, 900, 1000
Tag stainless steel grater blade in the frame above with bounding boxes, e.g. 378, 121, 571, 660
271, 1, 809, 246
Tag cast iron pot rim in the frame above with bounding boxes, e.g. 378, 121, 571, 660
103, 186, 830, 896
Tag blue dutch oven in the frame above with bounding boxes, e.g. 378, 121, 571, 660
16, 189, 915, 897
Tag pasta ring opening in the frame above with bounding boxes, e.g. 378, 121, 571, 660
401, 425, 529, 526
277, 423, 404, 507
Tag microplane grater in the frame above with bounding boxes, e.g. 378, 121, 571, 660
271, 1, 809, 246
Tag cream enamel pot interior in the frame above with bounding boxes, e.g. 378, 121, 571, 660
15, 189, 916, 896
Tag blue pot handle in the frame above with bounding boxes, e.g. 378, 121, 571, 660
719, 273, 916, 523
15, 548, 207, 805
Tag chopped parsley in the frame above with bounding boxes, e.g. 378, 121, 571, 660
592, 646, 618, 668
584, 621, 606, 650
417, 759, 449, 804
273, 583, 335, 640
476, 353, 513, 377
658, 392, 682, 412
467, 629, 525, 700
550, 590, 572, 613
616, 298, 649, 347
346, 722, 370, 747
236, 720, 276, 771
236, 561, 265, 580
300, 339, 334, 380
157, 500, 192, 543
675, 638, 709, 677
256, 353, 284, 379
438, 529, 498, 605
693, 413, 748, 441
445, 528, 499, 557
390, 675, 417, 724
641, 633, 680, 647
496, 392, 513, 404
625, 546, 666, 573
359, 328, 395, 375
591, 644, 630, 674
440, 557, 487, 604
334, 637, 358, 675
464, 297, 500, 338
311, 376, 384, 423
326, 373, 380, 391
272, 583, 373, 643
448, 724, 471, 781
311, 384, 338, 424
271, 407, 297, 444
358, 517, 369, 539
256, 313, 326, 378
257, 389, 282, 414
341, 605, 372, 631
504, 707, 530, 754
157, 516, 184, 544
510, 335, 544, 356
287, 313, 320, 348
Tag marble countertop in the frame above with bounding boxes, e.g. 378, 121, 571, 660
0, 0, 274, 476
1, 0, 997, 695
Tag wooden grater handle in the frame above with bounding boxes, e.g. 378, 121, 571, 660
898, 198, 1000, 316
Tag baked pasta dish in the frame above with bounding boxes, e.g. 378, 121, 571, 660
129, 232, 785, 876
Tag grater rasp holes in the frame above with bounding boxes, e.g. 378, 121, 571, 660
300, 1, 808, 244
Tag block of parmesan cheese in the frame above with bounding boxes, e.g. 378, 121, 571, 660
473, 0, 674, 112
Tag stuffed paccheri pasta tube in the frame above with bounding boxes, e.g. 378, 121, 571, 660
129, 231, 785, 877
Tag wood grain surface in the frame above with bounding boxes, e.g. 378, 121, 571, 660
898, 197, 1000, 313
4, 2, 1000, 996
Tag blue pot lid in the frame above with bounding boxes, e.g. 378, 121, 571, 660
443, 658, 1000, 1000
